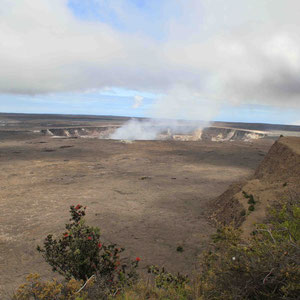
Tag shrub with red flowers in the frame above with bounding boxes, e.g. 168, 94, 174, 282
37, 205, 139, 295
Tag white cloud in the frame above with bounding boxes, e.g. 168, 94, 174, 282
1, 0, 300, 120
132, 95, 143, 108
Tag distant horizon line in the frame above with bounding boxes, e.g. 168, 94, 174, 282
0, 111, 299, 127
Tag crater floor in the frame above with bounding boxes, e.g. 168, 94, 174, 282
0, 133, 273, 296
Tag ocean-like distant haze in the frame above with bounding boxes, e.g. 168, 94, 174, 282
0, 0, 300, 125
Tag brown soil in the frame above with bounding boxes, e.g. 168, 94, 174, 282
212, 136, 300, 236
0, 133, 273, 297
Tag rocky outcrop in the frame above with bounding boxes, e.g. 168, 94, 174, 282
201, 127, 266, 142
169, 127, 266, 142
254, 137, 300, 183
211, 137, 300, 234
40, 126, 118, 138
211, 182, 246, 226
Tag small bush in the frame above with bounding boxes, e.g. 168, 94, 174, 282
242, 191, 250, 198
115, 280, 192, 300
116, 266, 191, 300
37, 205, 139, 296
13, 273, 88, 300
247, 194, 256, 205
148, 265, 189, 290
197, 202, 300, 299
176, 245, 184, 253
248, 204, 255, 211
243, 191, 256, 203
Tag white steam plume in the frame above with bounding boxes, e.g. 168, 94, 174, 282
110, 85, 217, 140
110, 119, 162, 140
110, 118, 206, 141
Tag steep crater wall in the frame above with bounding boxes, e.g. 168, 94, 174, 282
40, 126, 266, 142
211, 137, 300, 234
40, 126, 117, 139
202, 127, 266, 142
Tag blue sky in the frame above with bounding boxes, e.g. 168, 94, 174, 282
1, 90, 298, 124
1, 0, 300, 125
0, 89, 153, 117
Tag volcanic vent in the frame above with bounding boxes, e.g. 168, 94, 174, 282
40, 125, 266, 142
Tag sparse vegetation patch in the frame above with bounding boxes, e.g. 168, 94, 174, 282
35, 205, 139, 298
14, 199, 299, 299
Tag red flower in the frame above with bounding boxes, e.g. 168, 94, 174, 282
64, 233, 69, 237
75, 204, 81, 210
135, 257, 141, 262
88, 236, 92, 240
98, 243, 102, 248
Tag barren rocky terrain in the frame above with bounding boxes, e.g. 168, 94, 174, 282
213, 136, 300, 236
1, 113, 299, 297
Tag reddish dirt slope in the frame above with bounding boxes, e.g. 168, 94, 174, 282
255, 137, 300, 182
211, 137, 300, 235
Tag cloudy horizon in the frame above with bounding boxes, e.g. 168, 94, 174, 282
0, 0, 300, 124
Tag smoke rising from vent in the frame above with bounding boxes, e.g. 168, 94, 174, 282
110, 118, 206, 141
111, 86, 215, 140
110, 119, 163, 140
